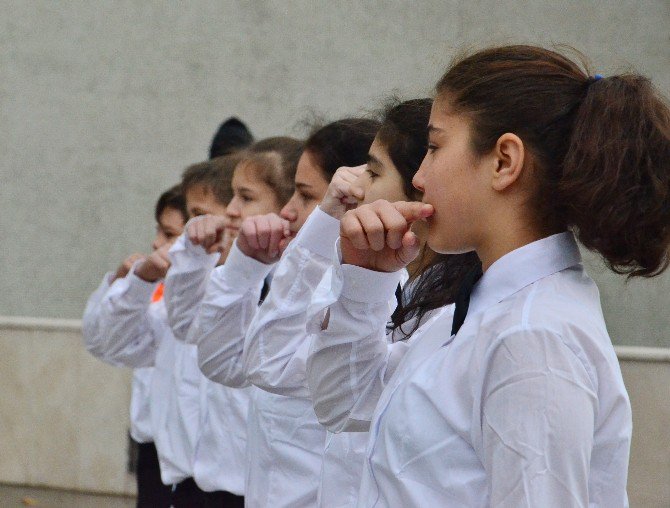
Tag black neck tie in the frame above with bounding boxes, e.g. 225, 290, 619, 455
450, 264, 483, 336
395, 283, 403, 307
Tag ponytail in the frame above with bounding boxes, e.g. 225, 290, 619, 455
561, 75, 670, 277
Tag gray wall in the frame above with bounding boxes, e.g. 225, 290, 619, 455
1, 0, 669, 346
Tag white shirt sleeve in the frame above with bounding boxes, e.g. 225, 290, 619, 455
82, 272, 114, 359
164, 229, 219, 343
242, 207, 340, 398
194, 241, 273, 388
477, 328, 596, 507
306, 248, 404, 433
94, 268, 162, 368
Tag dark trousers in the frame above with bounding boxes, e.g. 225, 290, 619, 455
172, 477, 207, 508
203, 490, 245, 508
135, 441, 172, 508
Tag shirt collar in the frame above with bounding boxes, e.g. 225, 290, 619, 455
468, 232, 582, 317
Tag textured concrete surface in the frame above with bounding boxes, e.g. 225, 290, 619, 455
0, 483, 134, 508
620, 357, 670, 508
0, 321, 135, 496
0, 1, 669, 346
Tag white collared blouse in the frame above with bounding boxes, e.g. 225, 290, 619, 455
164, 230, 251, 495
307, 232, 632, 507
242, 206, 377, 507
82, 273, 154, 444
193, 242, 323, 507
94, 269, 199, 485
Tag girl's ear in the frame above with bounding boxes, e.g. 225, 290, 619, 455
490, 133, 525, 192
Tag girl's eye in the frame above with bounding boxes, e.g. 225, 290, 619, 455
241, 195, 253, 203
427, 144, 438, 153
366, 168, 379, 179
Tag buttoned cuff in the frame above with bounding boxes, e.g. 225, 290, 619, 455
294, 206, 341, 259
216, 241, 274, 289
168, 231, 219, 274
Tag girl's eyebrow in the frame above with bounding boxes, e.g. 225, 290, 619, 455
367, 154, 381, 165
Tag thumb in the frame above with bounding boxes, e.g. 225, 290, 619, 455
395, 230, 421, 266
392, 201, 434, 223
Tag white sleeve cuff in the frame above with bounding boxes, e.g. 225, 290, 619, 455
125, 270, 159, 304
103, 271, 115, 287
168, 231, 219, 274
339, 264, 402, 304
217, 241, 274, 289
294, 206, 341, 259
332, 239, 402, 304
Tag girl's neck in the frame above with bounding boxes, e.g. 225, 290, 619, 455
477, 225, 558, 272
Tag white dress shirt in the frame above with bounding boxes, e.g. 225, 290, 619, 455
82, 273, 154, 443
81, 272, 154, 443
243, 206, 374, 508
165, 230, 251, 495
194, 241, 324, 507
95, 269, 200, 485
307, 232, 632, 507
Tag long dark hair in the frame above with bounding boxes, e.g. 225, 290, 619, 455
377, 98, 481, 339
304, 118, 380, 180
436, 45, 670, 277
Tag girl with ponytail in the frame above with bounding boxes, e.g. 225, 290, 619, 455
306, 45, 670, 507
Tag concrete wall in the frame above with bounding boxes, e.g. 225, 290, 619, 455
1, 321, 668, 505
618, 348, 670, 508
0, 318, 135, 496
1, 0, 669, 347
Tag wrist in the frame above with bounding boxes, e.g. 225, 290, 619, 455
134, 261, 161, 282
318, 201, 345, 220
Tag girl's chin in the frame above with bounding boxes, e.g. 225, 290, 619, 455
425, 226, 465, 255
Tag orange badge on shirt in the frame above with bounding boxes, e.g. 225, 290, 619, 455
151, 282, 164, 303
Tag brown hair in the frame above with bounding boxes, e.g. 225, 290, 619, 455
181, 154, 242, 206
376, 97, 433, 199
304, 118, 380, 180
155, 184, 188, 223
242, 136, 304, 205
437, 45, 670, 277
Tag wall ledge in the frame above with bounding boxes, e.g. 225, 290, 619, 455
615, 345, 670, 363
0, 316, 82, 332
1, 315, 669, 362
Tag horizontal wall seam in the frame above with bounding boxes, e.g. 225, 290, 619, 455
0, 316, 82, 332
1, 316, 669, 362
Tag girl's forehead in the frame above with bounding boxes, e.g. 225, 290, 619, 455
233, 160, 260, 183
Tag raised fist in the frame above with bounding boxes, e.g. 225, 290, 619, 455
340, 200, 433, 273
319, 165, 366, 219
236, 213, 292, 264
